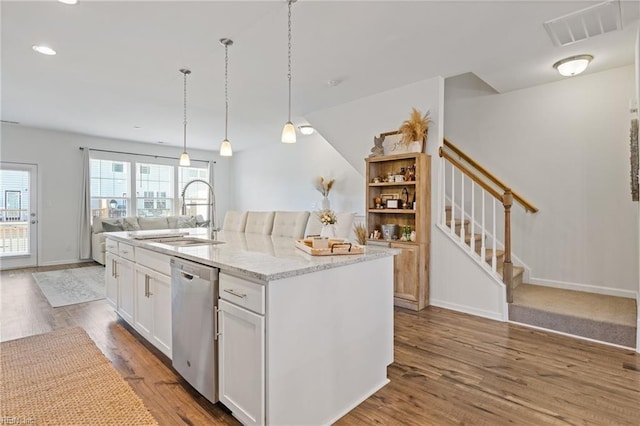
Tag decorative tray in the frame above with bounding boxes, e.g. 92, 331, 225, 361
295, 239, 364, 256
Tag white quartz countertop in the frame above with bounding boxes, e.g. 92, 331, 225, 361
106, 229, 397, 282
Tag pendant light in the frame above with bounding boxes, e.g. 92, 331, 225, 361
179, 68, 191, 166
281, 0, 296, 143
219, 38, 233, 157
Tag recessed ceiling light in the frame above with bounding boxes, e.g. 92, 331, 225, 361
133, 125, 142, 129
58, 0, 78, 4
32, 45, 56, 56
298, 125, 314, 135
553, 55, 593, 77
326, 79, 341, 87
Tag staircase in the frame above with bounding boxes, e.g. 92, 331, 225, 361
440, 140, 637, 349
444, 205, 524, 288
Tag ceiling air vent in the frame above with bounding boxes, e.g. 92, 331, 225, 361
544, 0, 622, 47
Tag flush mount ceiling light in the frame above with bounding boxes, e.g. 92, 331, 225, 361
179, 68, 191, 167
58, 0, 78, 4
32, 45, 56, 56
281, 0, 297, 143
219, 38, 234, 157
553, 55, 593, 76
298, 125, 314, 135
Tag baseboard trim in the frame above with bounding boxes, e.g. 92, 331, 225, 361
528, 277, 637, 299
430, 298, 504, 322
509, 320, 636, 351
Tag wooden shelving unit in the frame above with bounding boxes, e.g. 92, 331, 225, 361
365, 152, 431, 311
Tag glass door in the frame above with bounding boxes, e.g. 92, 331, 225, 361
0, 162, 38, 269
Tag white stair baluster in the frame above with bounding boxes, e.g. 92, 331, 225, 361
481, 191, 486, 262
470, 181, 475, 253
450, 163, 455, 235
441, 158, 446, 227
492, 198, 497, 272
459, 171, 465, 244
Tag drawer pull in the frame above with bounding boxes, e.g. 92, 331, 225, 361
223, 288, 247, 299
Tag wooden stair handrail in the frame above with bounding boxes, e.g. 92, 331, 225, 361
440, 150, 503, 201
443, 139, 538, 213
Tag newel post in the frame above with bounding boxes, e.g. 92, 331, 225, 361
503, 189, 513, 303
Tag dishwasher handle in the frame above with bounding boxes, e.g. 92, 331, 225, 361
179, 271, 201, 281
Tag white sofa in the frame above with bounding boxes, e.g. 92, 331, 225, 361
91, 215, 201, 265
222, 210, 355, 240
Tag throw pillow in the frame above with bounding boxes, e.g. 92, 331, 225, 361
122, 217, 141, 231
102, 221, 124, 232
177, 216, 197, 228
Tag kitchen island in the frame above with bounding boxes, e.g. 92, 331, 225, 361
104, 229, 396, 426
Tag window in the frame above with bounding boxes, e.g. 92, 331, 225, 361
90, 159, 130, 219
136, 163, 173, 217
89, 155, 210, 221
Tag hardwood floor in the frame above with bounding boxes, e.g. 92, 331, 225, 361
2, 263, 639, 425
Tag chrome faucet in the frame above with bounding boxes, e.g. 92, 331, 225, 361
180, 179, 217, 239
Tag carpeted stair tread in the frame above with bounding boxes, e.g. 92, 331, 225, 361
509, 284, 637, 347
511, 284, 636, 326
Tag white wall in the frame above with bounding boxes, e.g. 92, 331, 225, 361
232, 76, 445, 218
306, 77, 444, 177
445, 65, 639, 296
231, 132, 363, 214
0, 124, 229, 266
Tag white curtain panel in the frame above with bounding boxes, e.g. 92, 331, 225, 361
78, 147, 92, 259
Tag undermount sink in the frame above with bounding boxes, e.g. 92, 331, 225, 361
154, 237, 224, 247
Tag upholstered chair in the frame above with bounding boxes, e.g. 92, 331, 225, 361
271, 211, 311, 239
244, 211, 276, 235
222, 210, 248, 232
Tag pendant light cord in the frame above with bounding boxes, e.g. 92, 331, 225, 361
183, 70, 188, 152
225, 43, 229, 140
287, 0, 292, 123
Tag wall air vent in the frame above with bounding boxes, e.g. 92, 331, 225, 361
1, 120, 20, 125
544, 0, 622, 47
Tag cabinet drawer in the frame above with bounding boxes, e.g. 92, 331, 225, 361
220, 273, 265, 315
105, 238, 118, 253
136, 247, 171, 276
118, 242, 135, 261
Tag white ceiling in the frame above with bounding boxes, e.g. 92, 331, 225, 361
2, 0, 639, 153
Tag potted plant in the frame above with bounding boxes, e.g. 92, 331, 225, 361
399, 108, 430, 151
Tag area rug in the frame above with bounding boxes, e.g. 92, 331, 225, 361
0, 327, 157, 425
32, 266, 105, 307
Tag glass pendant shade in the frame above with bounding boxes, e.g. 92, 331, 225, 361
281, 121, 296, 143
220, 139, 233, 156
179, 152, 191, 166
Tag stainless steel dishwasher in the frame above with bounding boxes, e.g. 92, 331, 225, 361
170, 257, 219, 403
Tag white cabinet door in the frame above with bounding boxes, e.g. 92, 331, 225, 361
105, 252, 117, 308
218, 299, 265, 426
133, 264, 172, 358
150, 269, 172, 357
117, 257, 135, 325
134, 266, 153, 340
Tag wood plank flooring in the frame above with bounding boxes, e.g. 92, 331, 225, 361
2, 263, 639, 425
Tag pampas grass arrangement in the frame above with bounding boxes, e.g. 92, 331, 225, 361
314, 176, 335, 196
353, 222, 368, 245
399, 108, 430, 144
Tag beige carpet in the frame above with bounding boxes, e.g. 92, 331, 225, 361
510, 284, 637, 347
0, 327, 157, 425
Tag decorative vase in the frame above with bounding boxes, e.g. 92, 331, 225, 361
321, 195, 331, 210
320, 224, 336, 238
410, 230, 417, 242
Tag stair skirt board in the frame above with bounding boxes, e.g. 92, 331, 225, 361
508, 304, 637, 348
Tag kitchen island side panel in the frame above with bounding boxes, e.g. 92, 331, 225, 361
265, 256, 394, 425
